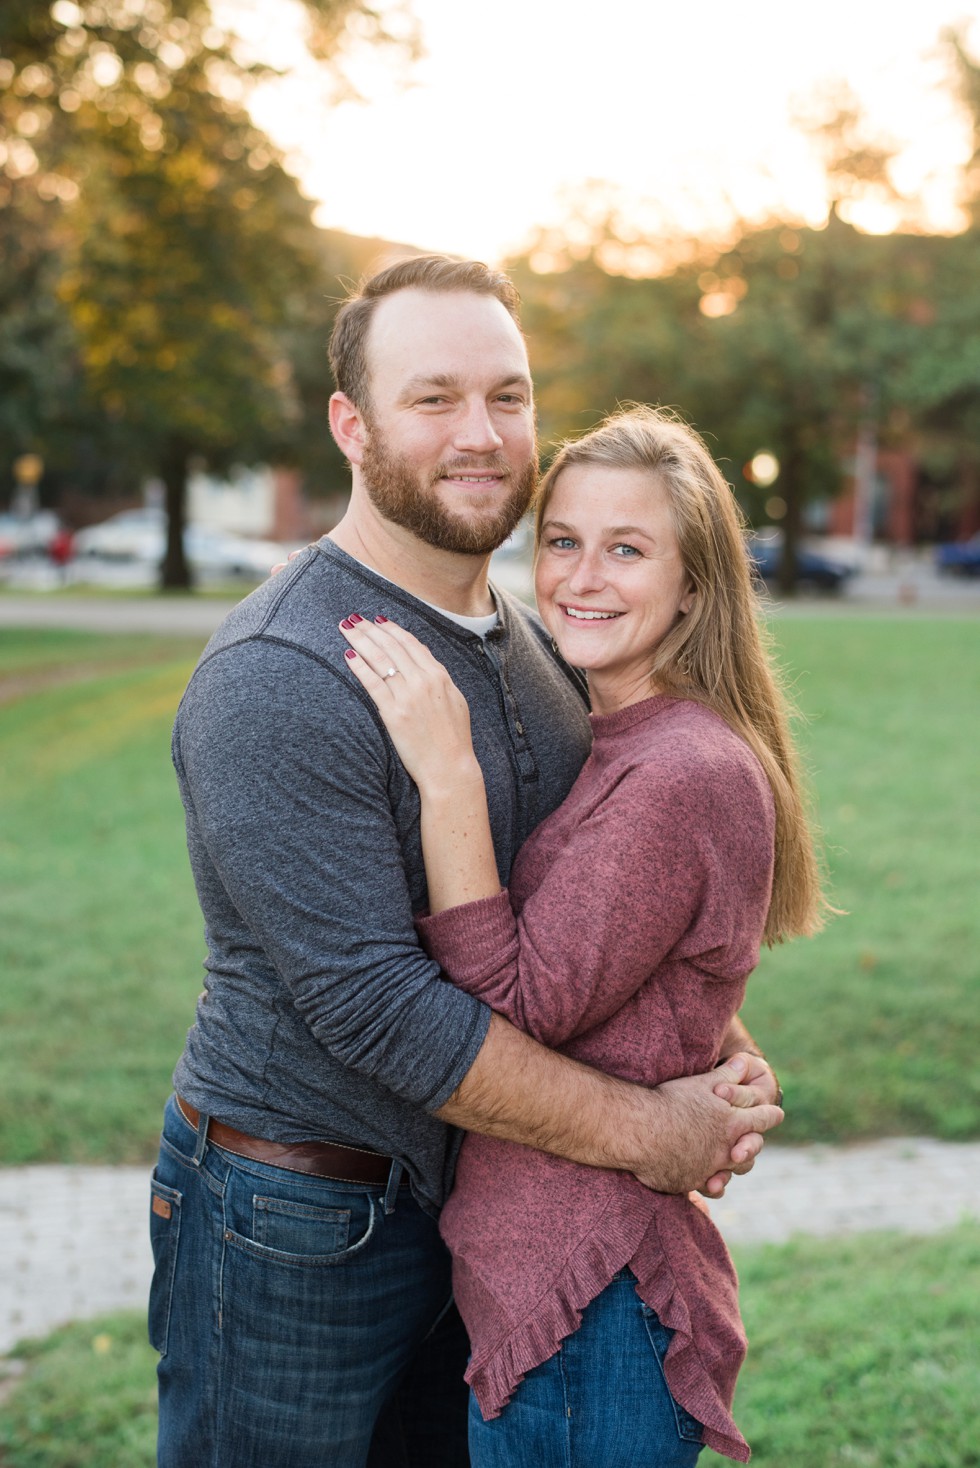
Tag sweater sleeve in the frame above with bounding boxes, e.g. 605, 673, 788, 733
174, 639, 490, 1111
416, 758, 754, 1047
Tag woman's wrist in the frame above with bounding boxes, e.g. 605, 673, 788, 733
416, 754, 485, 803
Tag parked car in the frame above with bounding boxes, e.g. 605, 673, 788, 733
746, 530, 855, 592
0, 511, 63, 561
489, 523, 534, 602
70, 508, 293, 584
935, 534, 980, 577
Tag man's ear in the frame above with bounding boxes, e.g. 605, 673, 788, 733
329, 392, 368, 465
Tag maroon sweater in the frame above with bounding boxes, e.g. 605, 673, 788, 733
416, 696, 775, 1462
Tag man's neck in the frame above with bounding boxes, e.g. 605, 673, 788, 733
329, 506, 496, 618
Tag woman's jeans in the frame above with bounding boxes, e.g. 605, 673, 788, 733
467, 1269, 704, 1468
149, 1095, 469, 1468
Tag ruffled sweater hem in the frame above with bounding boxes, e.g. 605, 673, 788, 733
461, 1198, 750, 1463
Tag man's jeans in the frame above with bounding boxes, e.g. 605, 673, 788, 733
150, 1095, 468, 1468
467, 1269, 704, 1468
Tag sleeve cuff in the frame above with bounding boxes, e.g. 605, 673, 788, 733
415, 890, 517, 987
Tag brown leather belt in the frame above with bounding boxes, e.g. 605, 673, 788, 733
175, 1095, 405, 1186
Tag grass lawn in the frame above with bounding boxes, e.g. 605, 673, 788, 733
0, 1225, 976, 1468
0, 630, 206, 1163
743, 614, 980, 1141
0, 615, 977, 1163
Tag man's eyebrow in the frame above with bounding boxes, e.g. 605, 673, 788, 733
399, 373, 533, 397
400, 373, 460, 394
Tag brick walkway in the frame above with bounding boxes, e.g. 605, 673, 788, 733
2, 1138, 979, 1356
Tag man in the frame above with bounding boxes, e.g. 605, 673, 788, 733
150, 255, 782, 1468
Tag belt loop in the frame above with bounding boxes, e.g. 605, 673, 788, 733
383, 1160, 404, 1215
192, 1106, 209, 1167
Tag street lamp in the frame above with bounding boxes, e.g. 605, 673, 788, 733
12, 454, 44, 518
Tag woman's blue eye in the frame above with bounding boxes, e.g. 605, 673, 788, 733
613, 544, 641, 558
549, 536, 576, 550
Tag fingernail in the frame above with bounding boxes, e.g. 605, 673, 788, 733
340, 619, 353, 630
375, 615, 388, 623
729, 1056, 746, 1076
349, 613, 364, 624
344, 649, 357, 660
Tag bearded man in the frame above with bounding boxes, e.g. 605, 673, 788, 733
150, 255, 782, 1468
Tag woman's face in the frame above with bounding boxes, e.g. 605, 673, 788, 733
534, 463, 694, 714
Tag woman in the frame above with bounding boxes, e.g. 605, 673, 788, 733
340, 406, 823, 1466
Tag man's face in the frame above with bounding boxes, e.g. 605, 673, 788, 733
356, 289, 537, 556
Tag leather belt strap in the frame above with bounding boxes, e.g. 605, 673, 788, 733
175, 1095, 405, 1186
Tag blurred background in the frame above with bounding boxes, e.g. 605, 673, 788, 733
4, 0, 980, 589
1, 3, 978, 1464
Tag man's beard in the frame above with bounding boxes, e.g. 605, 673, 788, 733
360, 432, 537, 556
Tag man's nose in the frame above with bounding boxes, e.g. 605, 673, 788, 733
454, 401, 504, 454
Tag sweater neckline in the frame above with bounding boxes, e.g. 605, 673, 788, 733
589, 693, 685, 739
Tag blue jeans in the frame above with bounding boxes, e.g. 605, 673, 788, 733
467, 1270, 704, 1468
149, 1095, 469, 1468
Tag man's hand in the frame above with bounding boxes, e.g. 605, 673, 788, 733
629, 1055, 784, 1196
696, 1051, 783, 1197
270, 546, 310, 577
714, 1049, 781, 1108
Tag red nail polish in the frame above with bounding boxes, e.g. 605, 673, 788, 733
375, 615, 388, 624
340, 618, 353, 630
344, 649, 357, 660
349, 613, 364, 624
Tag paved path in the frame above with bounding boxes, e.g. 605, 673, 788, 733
1, 556, 979, 640
1, 1138, 979, 1355
0, 593, 240, 636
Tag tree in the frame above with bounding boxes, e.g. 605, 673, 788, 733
0, 0, 411, 585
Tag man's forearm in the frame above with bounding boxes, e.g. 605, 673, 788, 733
435, 1012, 781, 1194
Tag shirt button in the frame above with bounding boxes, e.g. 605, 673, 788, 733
515, 721, 525, 734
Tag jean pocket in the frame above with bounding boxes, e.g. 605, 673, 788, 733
252, 1194, 351, 1255
641, 1305, 705, 1445
148, 1175, 182, 1356
223, 1180, 377, 1269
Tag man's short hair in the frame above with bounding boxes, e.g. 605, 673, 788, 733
328, 255, 523, 414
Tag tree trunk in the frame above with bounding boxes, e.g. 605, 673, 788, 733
777, 448, 804, 597
160, 439, 193, 590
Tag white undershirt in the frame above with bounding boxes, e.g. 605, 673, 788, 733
345, 552, 500, 639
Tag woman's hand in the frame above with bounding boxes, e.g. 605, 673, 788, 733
341, 615, 500, 911
339, 615, 481, 797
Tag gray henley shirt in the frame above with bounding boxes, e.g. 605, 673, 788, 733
171, 538, 592, 1212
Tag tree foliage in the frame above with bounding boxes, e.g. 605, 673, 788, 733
0, 0, 401, 584
508, 35, 980, 586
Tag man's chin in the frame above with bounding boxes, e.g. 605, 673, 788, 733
411, 496, 526, 558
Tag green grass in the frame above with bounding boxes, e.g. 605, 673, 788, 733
704, 1224, 980, 1468
0, 617, 977, 1163
0, 631, 207, 1163
0, 1314, 158, 1468
744, 615, 980, 1141
1, 1227, 976, 1468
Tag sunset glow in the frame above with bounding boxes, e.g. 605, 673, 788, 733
220, 0, 980, 264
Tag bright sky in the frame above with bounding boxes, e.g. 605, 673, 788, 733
226, 0, 980, 263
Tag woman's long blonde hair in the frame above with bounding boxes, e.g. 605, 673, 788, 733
535, 405, 825, 945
